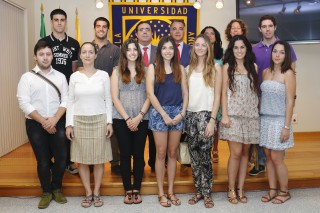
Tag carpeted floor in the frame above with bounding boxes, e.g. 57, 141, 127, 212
1, 188, 319, 213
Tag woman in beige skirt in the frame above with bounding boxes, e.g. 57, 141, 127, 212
66, 42, 113, 208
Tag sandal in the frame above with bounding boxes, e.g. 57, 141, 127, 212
188, 193, 203, 205
227, 188, 238, 204
204, 195, 214, 208
168, 194, 181, 206
212, 151, 219, 163
93, 195, 103, 207
133, 191, 142, 204
124, 191, 134, 204
237, 188, 247, 203
158, 194, 171, 207
272, 190, 291, 204
261, 188, 278, 202
81, 195, 93, 208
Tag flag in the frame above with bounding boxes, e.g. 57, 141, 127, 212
75, 8, 82, 45
40, 3, 46, 38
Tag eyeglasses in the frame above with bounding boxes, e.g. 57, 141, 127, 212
138, 28, 151, 32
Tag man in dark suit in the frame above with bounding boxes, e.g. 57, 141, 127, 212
135, 21, 157, 173
170, 20, 191, 67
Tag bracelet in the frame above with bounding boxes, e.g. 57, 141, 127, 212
125, 117, 131, 121
210, 116, 216, 121
284, 125, 290, 130
180, 113, 184, 118
139, 111, 145, 117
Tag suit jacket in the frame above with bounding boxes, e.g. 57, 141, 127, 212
180, 42, 191, 68
149, 45, 157, 65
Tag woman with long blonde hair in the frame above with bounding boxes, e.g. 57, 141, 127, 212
184, 34, 222, 208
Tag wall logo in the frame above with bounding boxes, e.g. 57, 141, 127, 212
109, 1, 199, 46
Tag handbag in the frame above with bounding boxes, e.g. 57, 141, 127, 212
177, 142, 191, 164
29, 70, 61, 102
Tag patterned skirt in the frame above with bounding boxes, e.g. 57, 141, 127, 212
260, 115, 294, 150
71, 114, 112, 164
219, 115, 260, 144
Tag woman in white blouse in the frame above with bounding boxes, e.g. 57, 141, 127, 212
66, 42, 113, 208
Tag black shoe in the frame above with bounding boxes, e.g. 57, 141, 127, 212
249, 165, 265, 176
150, 166, 155, 173
111, 165, 121, 176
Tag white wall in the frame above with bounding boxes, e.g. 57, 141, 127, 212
29, 0, 320, 132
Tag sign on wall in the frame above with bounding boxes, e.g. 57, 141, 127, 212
109, 1, 199, 46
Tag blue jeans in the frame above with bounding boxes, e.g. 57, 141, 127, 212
26, 118, 68, 192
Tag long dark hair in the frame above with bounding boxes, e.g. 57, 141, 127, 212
224, 35, 258, 94
201, 26, 223, 60
154, 36, 181, 83
118, 38, 145, 84
270, 40, 294, 74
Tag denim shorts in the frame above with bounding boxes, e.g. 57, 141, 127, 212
148, 105, 184, 131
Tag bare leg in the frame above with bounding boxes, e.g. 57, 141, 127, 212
167, 130, 181, 194
78, 164, 92, 196
237, 144, 250, 202
93, 164, 104, 195
227, 141, 242, 203
271, 150, 290, 204
261, 148, 278, 202
153, 131, 168, 197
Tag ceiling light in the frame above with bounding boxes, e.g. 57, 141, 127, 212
193, 0, 201, 9
216, 0, 224, 9
243, 0, 255, 7
96, 0, 104, 9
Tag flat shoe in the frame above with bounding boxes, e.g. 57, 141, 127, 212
158, 194, 171, 207
272, 191, 291, 204
133, 191, 142, 204
168, 194, 181, 206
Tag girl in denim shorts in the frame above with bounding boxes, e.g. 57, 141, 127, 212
146, 36, 188, 207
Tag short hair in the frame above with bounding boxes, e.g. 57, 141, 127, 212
270, 40, 294, 74
170, 20, 185, 27
34, 40, 52, 55
80, 42, 97, 54
201, 26, 223, 60
225, 19, 248, 42
259, 15, 277, 28
50, 9, 67, 20
135, 21, 153, 33
94, 17, 110, 29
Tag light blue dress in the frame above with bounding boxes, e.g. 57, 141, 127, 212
260, 80, 294, 150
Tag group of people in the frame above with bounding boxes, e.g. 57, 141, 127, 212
16, 8, 296, 209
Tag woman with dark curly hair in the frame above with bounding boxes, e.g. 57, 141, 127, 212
111, 38, 150, 204
225, 19, 248, 42
201, 26, 223, 66
220, 35, 259, 204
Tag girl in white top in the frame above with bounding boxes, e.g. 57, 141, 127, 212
184, 34, 222, 208
66, 42, 113, 208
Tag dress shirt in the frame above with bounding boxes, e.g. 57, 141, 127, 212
17, 65, 68, 119
66, 70, 112, 127
139, 43, 151, 62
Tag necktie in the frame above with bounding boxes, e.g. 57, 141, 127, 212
143, 47, 149, 67
176, 43, 180, 62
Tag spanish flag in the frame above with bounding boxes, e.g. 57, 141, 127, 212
75, 8, 82, 45
40, 3, 46, 38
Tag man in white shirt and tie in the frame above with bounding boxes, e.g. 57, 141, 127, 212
17, 40, 69, 209
135, 21, 157, 173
